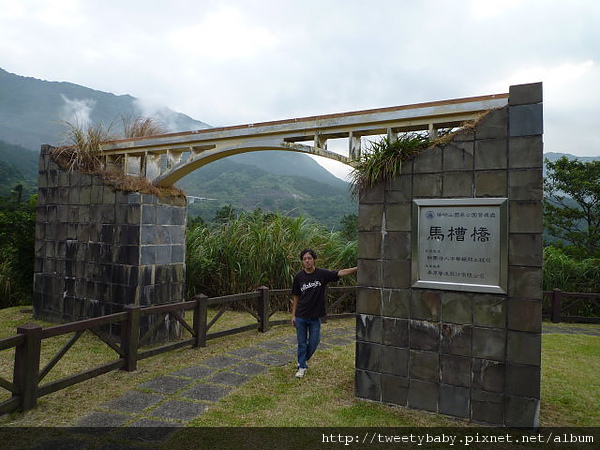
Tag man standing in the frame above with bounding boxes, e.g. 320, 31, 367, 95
291, 249, 357, 378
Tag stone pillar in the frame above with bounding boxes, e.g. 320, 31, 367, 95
355, 83, 543, 427
34, 146, 187, 342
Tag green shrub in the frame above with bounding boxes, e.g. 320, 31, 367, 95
0, 195, 36, 308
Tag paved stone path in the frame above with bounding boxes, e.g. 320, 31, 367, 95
25, 322, 598, 448
72, 323, 599, 428
34, 326, 354, 447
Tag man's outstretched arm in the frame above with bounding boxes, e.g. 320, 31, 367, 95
338, 267, 357, 277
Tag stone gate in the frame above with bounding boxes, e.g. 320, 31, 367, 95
354, 82, 543, 427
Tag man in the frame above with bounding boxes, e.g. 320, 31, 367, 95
291, 249, 357, 378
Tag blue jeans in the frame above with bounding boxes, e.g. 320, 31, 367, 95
295, 317, 321, 369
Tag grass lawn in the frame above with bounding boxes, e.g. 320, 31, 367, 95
0, 306, 598, 429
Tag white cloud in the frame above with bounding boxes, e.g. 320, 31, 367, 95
167, 6, 278, 63
60, 95, 96, 127
469, 0, 521, 19
493, 60, 595, 91
32, 0, 84, 27
488, 60, 600, 155
0, 0, 26, 19
0, 0, 598, 159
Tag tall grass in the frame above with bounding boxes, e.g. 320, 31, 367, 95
50, 119, 183, 198
350, 133, 430, 198
121, 115, 166, 139
349, 115, 489, 198
53, 116, 167, 173
543, 246, 600, 293
52, 121, 114, 172
186, 210, 357, 297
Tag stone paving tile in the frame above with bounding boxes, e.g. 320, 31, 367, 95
232, 361, 270, 376
74, 411, 131, 428
254, 341, 292, 352
202, 355, 242, 368
253, 351, 293, 366
208, 371, 250, 386
227, 346, 267, 358
170, 365, 216, 379
277, 336, 297, 345
128, 417, 182, 428
324, 337, 353, 346
327, 328, 354, 336
147, 400, 209, 422
181, 383, 232, 402
103, 391, 164, 414
137, 375, 194, 394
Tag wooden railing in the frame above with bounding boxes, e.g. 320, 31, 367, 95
0, 286, 356, 415
198, 286, 355, 343
543, 289, 600, 324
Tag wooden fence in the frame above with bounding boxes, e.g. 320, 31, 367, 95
543, 289, 600, 324
0, 286, 355, 415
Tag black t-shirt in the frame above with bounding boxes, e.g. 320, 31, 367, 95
292, 268, 339, 319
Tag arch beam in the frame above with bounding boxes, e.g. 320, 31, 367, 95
100, 92, 509, 186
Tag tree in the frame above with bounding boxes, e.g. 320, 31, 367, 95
339, 213, 358, 241
543, 156, 600, 259
0, 194, 36, 307
187, 215, 206, 230
213, 204, 237, 225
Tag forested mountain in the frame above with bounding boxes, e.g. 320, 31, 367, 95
0, 68, 355, 228
544, 152, 600, 163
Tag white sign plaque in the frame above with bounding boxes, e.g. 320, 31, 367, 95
412, 198, 508, 294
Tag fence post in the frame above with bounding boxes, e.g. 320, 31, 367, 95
257, 286, 270, 333
551, 288, 562, 323
122, 304, 140, 371
194, 294, 208, 348
13, 323, 42, 412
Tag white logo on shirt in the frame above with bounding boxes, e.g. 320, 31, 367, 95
300, 280, 321, 293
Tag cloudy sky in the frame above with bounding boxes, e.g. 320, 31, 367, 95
1, 0, 599, 177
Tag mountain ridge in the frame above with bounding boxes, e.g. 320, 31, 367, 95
543, 152, 600, 163
0, 68, 355, 228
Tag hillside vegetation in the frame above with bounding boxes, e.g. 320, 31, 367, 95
0, 141, 38, 198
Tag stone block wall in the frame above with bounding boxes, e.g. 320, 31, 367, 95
34, 146, 187, 339
355, 83, 543, 427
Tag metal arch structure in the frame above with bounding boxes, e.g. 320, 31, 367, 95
100, 92, 509, 187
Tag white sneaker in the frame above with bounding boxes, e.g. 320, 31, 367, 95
295, 367, 307, 378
